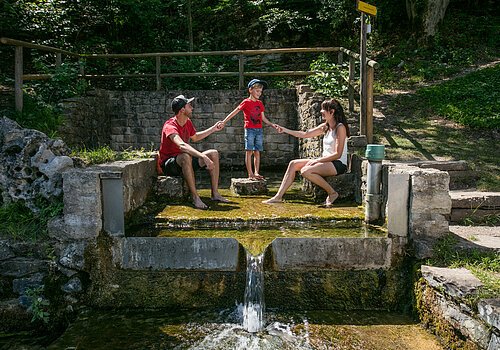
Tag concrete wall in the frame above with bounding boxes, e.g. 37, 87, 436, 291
60, 89, 298, 168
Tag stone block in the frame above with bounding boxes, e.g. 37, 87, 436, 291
478, 298, 500, 330
0, 258, 49, 278
270, 238, 393, 270
113, 237, 242, 271
387, 171, 410, 237
230, 178, 268, 195
421, 266, 483, 299
451, 191, 500, 209
156, 176, 187, 198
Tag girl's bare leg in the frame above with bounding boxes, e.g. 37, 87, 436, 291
263, 159, 309, 203
301, 162, 338, 206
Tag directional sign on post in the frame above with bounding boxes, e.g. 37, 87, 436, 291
357, 1, 377, 17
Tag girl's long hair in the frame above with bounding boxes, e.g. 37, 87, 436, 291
322, 99, 350, 137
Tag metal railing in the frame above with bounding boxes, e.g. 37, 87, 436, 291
1, 37, 378, 142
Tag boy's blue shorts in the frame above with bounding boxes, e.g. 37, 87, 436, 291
244, 128, 263, 151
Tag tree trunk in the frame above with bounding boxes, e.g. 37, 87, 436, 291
406, 0, 450, 37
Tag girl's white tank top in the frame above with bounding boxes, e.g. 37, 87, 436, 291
322, 123, 348, 165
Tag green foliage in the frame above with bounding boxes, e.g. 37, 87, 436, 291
8, 97, 64, 139
71, 146, 153, 165
374, 7, 500, 89
417, 65, 500, 129
306, 54, 349, 97
0, 197, 63, 241
427, 234, 500, 298
25, 287, 50, 324
32, 62, 89, 104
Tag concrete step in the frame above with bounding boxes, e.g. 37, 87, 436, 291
407, 160, 479, 190
449, 190, 500, 224
449, 225, 500, 252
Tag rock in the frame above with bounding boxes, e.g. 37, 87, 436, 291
0, 258, 49, 278
61, 277, 82, 294
12, 273, 46, 295
421, 265, 483, 299
58, 241, 87, 271
478, 299, 500, 330
0, 116, 73, 212
0, 240, 15, 261
230, 178, 268, 195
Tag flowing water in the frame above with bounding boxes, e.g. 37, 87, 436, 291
40, 308, 444, 350
243, 252, 265, 333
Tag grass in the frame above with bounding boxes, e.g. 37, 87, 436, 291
426, 234, 500, 301
374, 64, 500, 191
418, 65, 500, 129
70, 146, 154, 165
0, 198, 63, 241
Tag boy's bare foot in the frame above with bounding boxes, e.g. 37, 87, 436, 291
325, 192, 339, 207
262, 197, 283, 204
211, 195, 231, 203
254, 174, 265, 180
193, 197, 208, 209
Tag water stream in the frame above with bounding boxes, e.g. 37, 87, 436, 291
243, 252, 265, 333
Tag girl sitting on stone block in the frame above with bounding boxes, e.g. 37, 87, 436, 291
263, 98, 350, 207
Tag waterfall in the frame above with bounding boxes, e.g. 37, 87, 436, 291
242, 251, 265, 333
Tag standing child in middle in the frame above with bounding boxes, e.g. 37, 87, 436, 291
222, 78, 276, 180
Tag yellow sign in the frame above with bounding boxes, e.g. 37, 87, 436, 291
357, 1, 377, 16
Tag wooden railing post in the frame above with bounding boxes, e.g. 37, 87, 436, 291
15, 46, 23, 112
337, 51, 343, 65
156, 56, 161, 91
366, 65, 374, 143
55, 53, 62, 69
348, 57, 355, 113
359, 13, 367, 137
238, 54, 244, 89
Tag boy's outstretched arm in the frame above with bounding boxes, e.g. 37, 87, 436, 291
261, 112, 273, 126
222, 107, 240, 125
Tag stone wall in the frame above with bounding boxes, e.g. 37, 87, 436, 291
417, 265, 499, 350
60, 89, 299, 168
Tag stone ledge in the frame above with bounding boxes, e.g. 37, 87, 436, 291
112, 237, 243, 271
450, 191, 500, 209
269, 237, 396, 270
421, 265, 483, 299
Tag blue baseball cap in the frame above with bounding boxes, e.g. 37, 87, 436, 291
247, 78, 268, 89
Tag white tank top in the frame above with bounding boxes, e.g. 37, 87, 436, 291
322, 123, 348, 165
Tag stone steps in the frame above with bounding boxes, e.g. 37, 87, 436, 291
449, 190, 500, 224
406, 160, 479, 190
449, 225, 500, 252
